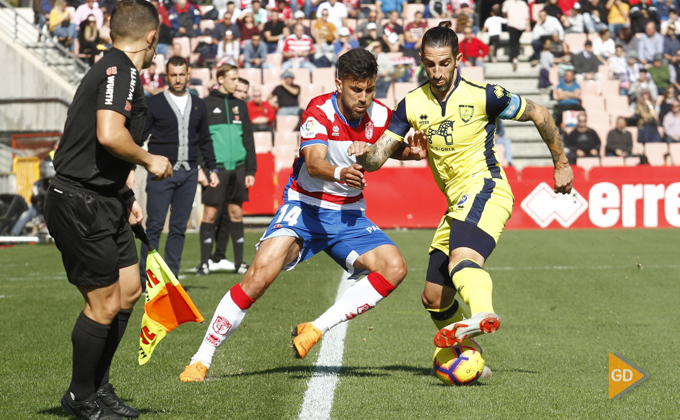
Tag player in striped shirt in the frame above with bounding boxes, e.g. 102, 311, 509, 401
179, 48, 426, 382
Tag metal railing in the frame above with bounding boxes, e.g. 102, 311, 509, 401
0, 0, 88, 85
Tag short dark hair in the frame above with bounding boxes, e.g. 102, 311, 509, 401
110, 0, 159, 42
337, 48, 377, 81
421, 21, 459, 57
166, 56, 188, 72
238, 77, 250, 86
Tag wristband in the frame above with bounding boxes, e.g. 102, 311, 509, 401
334, 166, 343, 182
120, 189, 135, 202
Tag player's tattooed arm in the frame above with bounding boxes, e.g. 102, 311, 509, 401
517, 99, 574, 194
348, 134, 403, 172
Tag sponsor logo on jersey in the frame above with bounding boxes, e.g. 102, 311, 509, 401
419, 114, 429, 124
106, 66, 117, 76
125, 101, 132, 112
301, 117, 317, 138
127, 67, 136, 101
274, 223, 282, 229
212, 316, 232, 335
456, 194, 469, 207
426, 120, 455, 146
213, 107, 222, 113
332, 125, 339, 136
104, 75, 115, 105
459, 105, 474, 123
365, 121, 374, 139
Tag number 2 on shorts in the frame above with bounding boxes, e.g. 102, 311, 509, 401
275, 204, 302, 226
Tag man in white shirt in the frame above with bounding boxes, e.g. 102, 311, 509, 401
316, 0, 348, 31
531, 9, 564, 66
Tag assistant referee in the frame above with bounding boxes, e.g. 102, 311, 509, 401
44, 1, 173, 419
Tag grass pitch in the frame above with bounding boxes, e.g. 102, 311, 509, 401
1, 229, 678, 419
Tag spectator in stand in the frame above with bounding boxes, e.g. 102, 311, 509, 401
74, 0, 103, 29
605, 117, 633, 156
661, 9, 680, 35
459, 27, 489, 72
142, 62, 166, 98
455, 3, 475, 33
670, 48, 680, 88
609, 45, 628, 79
238, 13, 262, 44
356, 10, 383, 39
495, 119, 513, 166
630, 0, 659, 34
630, 68, 659, 102
243, 33, 271, 68
268, 70, 301, 116
554, 69, 584, 126
214, 11, 242, 44
657, 0, 676, 22
429, 0, 452, 19
663, 22, 680, 60
502, 0, 530, 71
226, 1, 242, 24
636, 89, 663, 142
275, 0, 294, 25
243, 0, 268, 27
606, 0, 629, 36
382, 10, 404, 52
481, 5, 506, 63
531, 10, 564, 67
335, 26, 359, 55
659, 86, 677, 123
369, 40, 393, 98
544, 0, 563, 20
561, 3, 585, 34
565, 112, 601, 164
359, 23, 389, 50
559, 52, 576, 78
539, 39, 555, 92
264, 9, 287, 53
639, 21, 665, 65
98, 0, 117, 14
312, 8, 338, 45
169, 0, 202, 38
248, 87, 277, 132
77, 15, 102, 65
617, 27, 639, 58
551, 32, 570, 60
404, 11, 427, 53
375, 0, 407, 18
663, 100, 680, 141
282, 24, 317, 70
573, 40, 601, 83
33, 0, 54, 38
49, 0, 77, 50
288, 10, 312, 37
648, 54, 674, 95
343, 0, 363, 20
582, 0, 609, 34
216, 30, 240, 66
150, 0, 170, 27
593, 28, 615, 64
99, 12, 111, 48
317, 0, 348, 31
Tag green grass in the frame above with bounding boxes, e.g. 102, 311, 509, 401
1, 229, 679, 419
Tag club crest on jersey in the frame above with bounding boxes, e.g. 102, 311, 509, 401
365, 122, 374, 139
494, 85, 506, 99
459, 105, 474, 123
426, 120, 455, 146
456, 194, 469, 207
232, 106, 239, 114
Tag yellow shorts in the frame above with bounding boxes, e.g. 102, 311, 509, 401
429, 177, 514, 257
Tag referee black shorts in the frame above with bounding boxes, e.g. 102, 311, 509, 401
202, 164, 249, 206
44, 178, 138, 288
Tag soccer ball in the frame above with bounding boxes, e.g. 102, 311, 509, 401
432, 339, 485, 386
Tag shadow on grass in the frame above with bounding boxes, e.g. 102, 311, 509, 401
205, 364, 434, 381
38, 406, 167, 418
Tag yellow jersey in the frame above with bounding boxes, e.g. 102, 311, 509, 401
385, 72, 526, 207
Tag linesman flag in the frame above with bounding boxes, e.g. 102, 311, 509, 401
133, 225, 204, 365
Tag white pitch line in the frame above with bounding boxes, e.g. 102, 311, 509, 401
298, 272, 354, 420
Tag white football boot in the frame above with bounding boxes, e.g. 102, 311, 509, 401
208, 259, 236, 271
434, 312, 501, 348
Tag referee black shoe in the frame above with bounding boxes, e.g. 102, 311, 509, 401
97, 383, 140, 418
194, 263, 210, 276
61, 393, 122, 420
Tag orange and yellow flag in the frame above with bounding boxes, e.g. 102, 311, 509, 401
134, 227, 204, 365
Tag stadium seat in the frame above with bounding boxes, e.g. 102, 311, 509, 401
254, 132, 274, 153
393, 82, 418, 100
496, 144, 508, 166
275, 131, 300, 148
276, 115, 300, 132
272, 143, 298, 172
581, 95, 605, 115
289, 68, 312, 84
345, 19, 357, 32
299, 83, 324, 109
154, 54, 166, 72
600, 156, 625, 167
531, 3, 544, 22
263, 67, 286, 84
199, 5, 214, 14
598, 64, 609, 77
625, 156, 641, 166
311, 67, 336, 87
669, 143, 680, 165
404, 3, 425, 16
173, 37, 191, 58
266, 53, 283, 68
193, 85, 206, 98
605, 96, 632, 117
459, 66, 484, 83
579, 80, 599, 96
261, 82, 278, 100
564, 33, 587, 53
576, 156, 600, 171
191, 68, 211, 90
200, 19, 215, 33
190, 36, 212, 54
549, 66, 559, 86
402, 159, 428, 168
240, 68, 262, 85
644, 143, 669, 166
602, 80, 620, 97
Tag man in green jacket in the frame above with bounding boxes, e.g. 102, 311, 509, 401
198, 64, 257, 275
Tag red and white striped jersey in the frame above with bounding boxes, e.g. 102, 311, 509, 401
283, 34, 315, 61
283, 92, 392, 211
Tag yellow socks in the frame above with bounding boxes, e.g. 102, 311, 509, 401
427, 299, 469, 330
450, 259, 494, 315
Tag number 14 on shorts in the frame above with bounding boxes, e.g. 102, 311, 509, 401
275, 204, 302, 227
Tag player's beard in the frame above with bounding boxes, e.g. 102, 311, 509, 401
430, 65, 457, 94
339, 92, 370, 121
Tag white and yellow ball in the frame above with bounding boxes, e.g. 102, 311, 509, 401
432, 339, 485, 386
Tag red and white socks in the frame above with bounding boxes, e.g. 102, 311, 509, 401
312, 273, 396, 334
192, 283, 254, 368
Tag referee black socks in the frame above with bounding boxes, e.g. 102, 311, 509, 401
230, 221, 245, 267
95, 308, 133, 389
68, 312, 109, 402
200, 222, 215, 266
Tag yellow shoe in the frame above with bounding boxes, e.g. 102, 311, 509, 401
292, 322, 322, 359
179, 361, 208, 382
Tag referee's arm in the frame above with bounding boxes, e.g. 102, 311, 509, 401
97, 110, 173, 180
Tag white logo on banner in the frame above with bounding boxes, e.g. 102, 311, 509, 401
521, 182, 588, 228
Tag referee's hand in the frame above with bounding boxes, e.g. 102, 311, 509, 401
147, 155, 173, 181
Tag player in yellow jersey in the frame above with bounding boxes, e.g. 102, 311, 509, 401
349, 21, 573, 349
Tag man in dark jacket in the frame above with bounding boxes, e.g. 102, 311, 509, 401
142, 56, 219, 281
565, 112, 601, 164
197, 63, 257, 275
